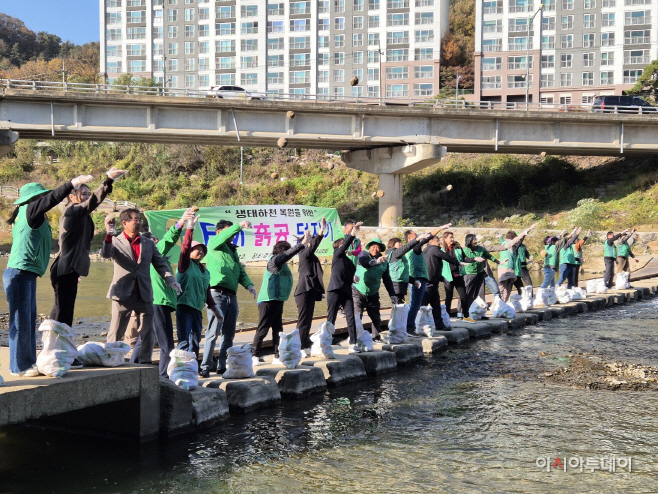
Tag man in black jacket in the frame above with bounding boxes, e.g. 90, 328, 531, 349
327, 221, 362, 352
422, 235, 460, 331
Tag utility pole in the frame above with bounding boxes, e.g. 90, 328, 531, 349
526, 4, 544, 106
455, 73, 462, 106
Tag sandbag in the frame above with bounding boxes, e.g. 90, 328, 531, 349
615, 271, 630, 290
573, 287, 587, 299
355, 314, 374, 352
556, 286, 572, 304
278, 328, 302, 369
546, 287, 558, 305
223, 343, 254, 379
491, 296, 516, 319
386, 304, 409, 344
415, 305, 435, 336
596, 279, 608, 294
167, 349, 198, 390
586, 279, 599, 293
311, 321, 335, 359
76, 341, 130, 367
36, 319, 78, 378
441, 304, 452, 329
520, 286, 534, 311
509, 294, 523, 313
468, 297, 488, 321
533, 288, 550, 307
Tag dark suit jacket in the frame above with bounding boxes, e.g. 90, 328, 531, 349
294, 234, 325, 297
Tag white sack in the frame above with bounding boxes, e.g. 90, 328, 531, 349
311, 321, 335, 359
355, 314, 374, 352
76, 341, 130, 367
615, 271, 631, 290
509, 294, 523, 313
278, 328, 302, 369
386, 304, 409, 344
167, 349, 199, 390
415, 305, 436, 336
468, 297, 488, 321
36, 319, 78, 378
441, 304, 452, 329
223, 343, 254, 379
491, 296, 516, 319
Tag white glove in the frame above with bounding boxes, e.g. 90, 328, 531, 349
71, 175, 94, 190
106, 167, 128, 180
414, 280, 422, 289
211, 306, 225, 323
169, 281, 182, 295
391, 296, 398, 305
247, 285, 257, 299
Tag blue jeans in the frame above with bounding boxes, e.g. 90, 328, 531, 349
540, 267, 556, 289
201, 290, 239, 371
3, 268, 38, 374
406, 279, 426, 333
556, 264, 574, 288
176, 304, 203, 358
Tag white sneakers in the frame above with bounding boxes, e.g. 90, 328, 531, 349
271, 358, 283, 366
252, 356, 263, 367
302, 348, 312, 358
10, 364, 39, 378
348, 344, 362, 354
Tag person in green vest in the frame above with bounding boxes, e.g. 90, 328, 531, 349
496, 223, 537, 301
540, 235, 560, 289
557, 227, 582, 289
440, 232, 484, 321
461, 234, 500, 318
175, 213, 224, 359
572, 230, 591, 287
352, 237, 397, 341
513, 241, 534, 295
603, 229, 628, 288
252, 232, 307, 366
384, 234, 430, 302
616, 227, 639, 276
4, 175, 94, 377
343, 218, 362, 266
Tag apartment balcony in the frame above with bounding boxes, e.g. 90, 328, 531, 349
482, 82, 502, 89
624, 36, 650, 45
625, 16, 651, 25
625, 56, 650, 64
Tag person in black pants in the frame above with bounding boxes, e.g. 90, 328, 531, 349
604, 229, 628, 288
327, 221, 362, 352
423, 236, 460, 330
294, 217, 327, 357
440, 232, 481, 321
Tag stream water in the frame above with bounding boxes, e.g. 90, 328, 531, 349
1, 297, 657, 493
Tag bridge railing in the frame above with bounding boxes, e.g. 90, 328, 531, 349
2, 79, 658, 114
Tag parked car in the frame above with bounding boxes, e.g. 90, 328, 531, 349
591, 95, 658, 113
206, 85, 266, 100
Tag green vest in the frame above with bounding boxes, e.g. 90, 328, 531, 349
574, 246, 583, 265
617, 242, 630, 258
387, 250, 409, 283
354, 256, 388, 296
440, 247, 465, 283
517, 244, 528, 264
462, 246, 488, 275
560, 245, 576, 265
177, 261, 211, 312
8, 205, 52, 277
406, 249, 429, 280
351, 237, 361, 266
152, 224, 181, 308
500, 240, 521, 275
603, 240, 617, 258
257, 256, 294, 302
544, 245, 557, 268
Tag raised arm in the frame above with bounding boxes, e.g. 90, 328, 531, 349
335, 234, 355, 258
26, 180, 76, 228
390, 238, 418, 261
178, 227, 194, 274
271, 243, 305, 270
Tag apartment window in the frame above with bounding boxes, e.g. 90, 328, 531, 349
333, 87, 344, 97
217, 6, 234, 18
168, 42, 178, 55
127, 44, 144, 57
482, 57, 502, 71
185, 58, 196, 71
583, 34, 595, 48
198, 58, 209, 70
542, 35, 554, 49
483, 20, 502, 33
183, 42, 195, 55
562, 0, 574, 9
106, 61, 122, 72
387, 49, 408, 61
540, 96, 554, 104
128, 60, 146, 72
152, 0, 163, 4
625, 0, 650, 4
509, 36, 530, 50
267, 54, 284, 67
354, 0, 364, 10
509, 0, 532, 12
217, 40, 235, 53
216, 23, 235, 36
318, 19, 330, 32
481, 75, 502, 89
625, 10, 651, 25
335, 35, 345, 48
317, 87, 329, 99
153, 27, 162, 39
350, 34, 362, 47
561, 15, 573, 29
319, 36, 330, 48
415, 12, 433, 25
241, 39, 258, 51
582, 94, 595, 104
540, 74, 555, 87
414, 65, 433, 78
168, 0, 178, 4
127, 11, 145, 23
335, 17, 345, 30
185, 0, 194, 4
508, 55, 532, 69
560, 73, 572, 86
268, 3, 284, 15
199, 75, 209, 87
369, 0, 380, 9
267, 38, 283, 50
388, 31, 409, 44
624, 69, 643, 83
198, 25, 209, 36
106, 12, 122, 24
602, 13, 615, 27
560, 34, 573, 48
184, 25, 195, 37
603, 0, 615, 4
387, 0, 409, 7
241, 56, 258, 69
414, 83, 433, 96
127, 27, 146, 39
414, 30, 433, 43
509, 18, 529, 32
168, 59, 178, 71
353, 68, 363, 80
387, 13, 409, 26
185, 8, 195, 21
353, 16, 364, 29
199, 7, 209, 19
290, 53, 310, 66
483, 39, 502, 52
353, 86, 364, 97
368, 50, 380, 63
241, 4, 258, 16
106, 45, 121, 57
368, 33, 380, 46
560, 54, 572, 68
241, 73, 258, 86
386, 84, 409, 97
317, 70, 329, 83
334, 69, 345, 82
416, 0, 434, 5
541, 54, 554, 68
290, 36, 310, 49
483, 0, 502, 14
625, 30, 650, 45
369, 15, 380, 28
582, 72, 594, 86
291, 19, 310, 31
601, 51, 614, 65
559, 96, 572, 105
542, 16, 555, 30
353, 51, 364, 64
153, 59, 163, 72
601, 32, 615, 47
267, 72, 284, 84
168, 9, 178, 21
584, 14, 596, 28
368, 67, 380, 81
167, 26, 179, 39
625, 49, 647, 64
216, 56, 234, 69
319, 53, 330, 65
386, 66, 409, 80
415, 48, 433, 60
106, 0, 122, 7
508, 74, 530, 88
334, 52, 345, 65
335, 0, 346, 11
584, 0, 596, 7
217, 74, 235, 85
583, 52, 594, 67
241, 22, 257, 35
600, 71, 614, 85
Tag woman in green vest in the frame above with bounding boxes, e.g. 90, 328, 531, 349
175, 214, 224, 359
461, 234, 499, 317
616, 228, 639, 275
385, 234, 430, 302
252, 233, 307, 366
540, 235, 560, 289
496, 224, 537, 301
557, 227, 582, 289
4, 175, 94, 376
440, 232, 483, 321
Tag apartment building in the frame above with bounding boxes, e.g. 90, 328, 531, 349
474, 0, 658, 105
100, 0, 449, 99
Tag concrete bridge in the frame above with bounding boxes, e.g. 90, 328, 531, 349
2, 87, 658, 225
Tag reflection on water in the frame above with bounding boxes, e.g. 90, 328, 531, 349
2, 299, 658, 493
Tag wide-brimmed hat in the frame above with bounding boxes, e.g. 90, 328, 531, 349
14, 183, 50, 205
365, 237, 385, 250
191, 240, 208, 255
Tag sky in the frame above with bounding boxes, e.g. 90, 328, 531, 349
0, 0, 99, 44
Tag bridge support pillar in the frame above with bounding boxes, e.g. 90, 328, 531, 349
0, 130, 19, 159
341, 144, 447, 227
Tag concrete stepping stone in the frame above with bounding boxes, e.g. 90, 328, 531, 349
417, 335, 448, 353
190, 386, 229, 427
300, 353, 367, 386
159, 377, 193, 435
374, 339, 424, 365
451, 320, 492, 338
202, 376, 281, 413
526, 307, 552, 321
432, 327, 470, 344
334, 348, 397, 375
255, 364, 327, 398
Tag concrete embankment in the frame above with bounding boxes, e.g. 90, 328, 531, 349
3, 277, 658, 441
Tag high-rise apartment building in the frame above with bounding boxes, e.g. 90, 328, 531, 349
100, 0, 449, 99
474, 0, 657, 106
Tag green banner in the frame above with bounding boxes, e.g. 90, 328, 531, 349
144, 205, 344, 263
